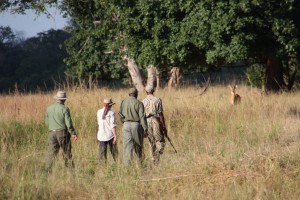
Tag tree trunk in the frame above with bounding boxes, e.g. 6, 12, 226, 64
124, 56, 144, 92
168, 67, 182, 88
146, 65, 158, 90
265, 57, 284, 92
155, 68, 160, 90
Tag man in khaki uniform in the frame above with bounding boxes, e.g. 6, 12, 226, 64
45, 91, 78, 173
142, 86, 167, 165
119, 88, 148, 166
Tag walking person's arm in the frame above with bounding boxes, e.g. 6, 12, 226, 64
138, 102, 148, 137
159, 112, 168, 137
110, 112, 117, 144
45, 110, 49, 127
112, 128, 117, 144
64, 107, 78, 141
158, 98, 168, 137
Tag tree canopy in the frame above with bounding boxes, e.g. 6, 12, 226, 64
1, 0, 300, 91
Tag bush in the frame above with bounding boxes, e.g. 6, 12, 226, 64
245, 64, 266, 88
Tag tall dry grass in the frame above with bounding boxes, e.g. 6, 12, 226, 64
0, 85, 300, 199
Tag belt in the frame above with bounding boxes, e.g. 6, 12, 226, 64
125, 120, 139, 123
146, 114, 158, 118
49, 129, 66, 133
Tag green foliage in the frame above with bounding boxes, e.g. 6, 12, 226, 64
63, 1, 127, 83
0, 26, 15, 43
119, 1, 195, 68
62, 0, 300, 85
282, 58, 300, 90
0, 27, 70, 92
0, 0, 58, 15
1, 0, 300, 89
18, 29, 71, 90
246, 64, 266, 88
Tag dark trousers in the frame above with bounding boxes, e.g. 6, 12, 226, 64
46, 131, 74, 172
99, 139, 117, 162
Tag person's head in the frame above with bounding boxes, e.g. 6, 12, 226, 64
102, 98, 115, 119
129, 87, 138, 98
103, 98, 115, 107
54, 91, 68, 104
145, 85, 154, 94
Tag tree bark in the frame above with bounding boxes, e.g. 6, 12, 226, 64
146, 65, 158, 90
155, 68, 160, 90
265, 57, 284, 92
124, 56, 144, 92
168, 67, 182, 88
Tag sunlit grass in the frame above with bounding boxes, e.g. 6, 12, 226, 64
0, 85, 300, 199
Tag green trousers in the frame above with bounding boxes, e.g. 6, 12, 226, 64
46, 131, 74, 172
122, 122, 144, 166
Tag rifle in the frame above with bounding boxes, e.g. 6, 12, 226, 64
163, 129, 177, 153
156, 114, 177, 153
118, 112, 125, 123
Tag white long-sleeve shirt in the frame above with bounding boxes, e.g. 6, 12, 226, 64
97, 107, 116, 141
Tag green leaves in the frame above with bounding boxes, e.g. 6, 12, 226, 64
2, 0, 299, 85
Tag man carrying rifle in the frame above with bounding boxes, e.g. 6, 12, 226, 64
142, 85, 167, 165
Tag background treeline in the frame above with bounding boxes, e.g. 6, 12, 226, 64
1, 0, 300, 93
0, 26, 70, 93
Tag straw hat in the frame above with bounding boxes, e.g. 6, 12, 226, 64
103, 98, 115, 106
54, 91, 68, 100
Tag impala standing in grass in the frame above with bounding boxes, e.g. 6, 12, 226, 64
229, 85, 241, 105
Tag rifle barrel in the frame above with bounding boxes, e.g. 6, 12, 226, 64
166, 136, 177, 153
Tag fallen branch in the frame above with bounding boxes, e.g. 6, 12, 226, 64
139, 173, 202, 182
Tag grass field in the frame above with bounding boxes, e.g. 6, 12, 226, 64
0, 85, 300, 199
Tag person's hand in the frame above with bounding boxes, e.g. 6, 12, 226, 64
144, 131, 148, 138
113, 136, 117, 144
72, 134, 78, 141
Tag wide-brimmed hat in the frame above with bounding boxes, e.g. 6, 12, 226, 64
54, 91, 68, 100
129, 87, 138, 94
103, 98, 115, 106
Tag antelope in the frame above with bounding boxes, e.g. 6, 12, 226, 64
229, 85, 241, 105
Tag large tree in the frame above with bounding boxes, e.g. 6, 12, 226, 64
2, 0, 300, 91
62, 1, 127, 87
66, 0, 300, 91
183, 0, 300, 91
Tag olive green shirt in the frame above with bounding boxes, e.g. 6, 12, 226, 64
45, 102, 76, 134
119, 96, 148, 132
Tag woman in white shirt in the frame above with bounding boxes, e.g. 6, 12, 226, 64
97, 98, 117, 162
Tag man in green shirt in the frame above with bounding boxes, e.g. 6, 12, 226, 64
45, 91, 78, 173
119, 87, 148, 166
